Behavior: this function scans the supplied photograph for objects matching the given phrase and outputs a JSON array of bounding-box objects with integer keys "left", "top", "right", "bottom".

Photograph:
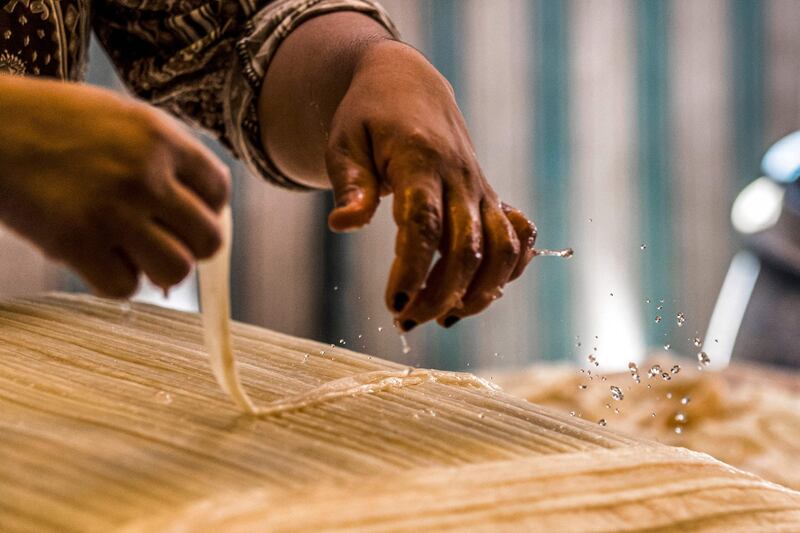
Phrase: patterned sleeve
[{"left": 92, "top": 0, "right": 399, "bottom": 190}]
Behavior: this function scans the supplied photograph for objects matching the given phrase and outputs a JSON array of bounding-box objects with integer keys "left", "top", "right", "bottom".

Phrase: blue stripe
[
  {"left": 731, "top": 0, "right": 765, "bottom": 190},
  {"left": 532, "top": 0, "right": 571, "bottom": 362},
  {"left": 421, "top": 0, "right": 468, "bottom": 370},
  {"left": 637, "top": 0, "right": 674, "bottom": 348}
]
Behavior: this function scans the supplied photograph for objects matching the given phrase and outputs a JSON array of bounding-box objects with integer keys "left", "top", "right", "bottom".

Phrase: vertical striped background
[{"left": 2, "top": 0, "right": 799, "bottom": 371}]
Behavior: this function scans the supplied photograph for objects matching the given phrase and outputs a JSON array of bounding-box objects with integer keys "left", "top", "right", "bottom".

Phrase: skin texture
[
  {"left": 261, "top": 13, "right": 537, "bottom": 330},
  {"left": 0, "top": 74, "right": 230, "bottom": 297}
]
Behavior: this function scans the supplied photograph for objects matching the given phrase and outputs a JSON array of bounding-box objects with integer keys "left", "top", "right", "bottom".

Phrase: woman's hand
[
  {"left": 0, "top": 75, "right": 230, "bottom": 298},
  {"left": 325, "top": 41, "right": 537, "bottom": 330},
  {"left": 261, "top": 13, "right": 537, "bottom": 330}
]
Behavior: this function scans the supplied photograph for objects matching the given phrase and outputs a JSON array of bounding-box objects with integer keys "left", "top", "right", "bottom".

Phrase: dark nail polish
[
  {"left": 393, "top": 292, "right": 409, "bottom": 312},
  {"left": 443, "top": 316, "right": 460, "bottom": 328},
  {"left": 401, "top": 319, "right": 417, "bottom": 332}
]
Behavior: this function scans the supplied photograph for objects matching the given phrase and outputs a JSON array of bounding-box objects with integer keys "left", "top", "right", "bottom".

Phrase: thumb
[{"left": 326, "top": 146, "right": 380, "bottom": 232}]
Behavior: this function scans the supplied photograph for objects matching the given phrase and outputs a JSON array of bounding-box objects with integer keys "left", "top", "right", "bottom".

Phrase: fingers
[
  {"left": 502, "top": 203, "right": 537, "bottom": 282},
  {"left": 155, "top": 181, "right": 222, "bottom": 260},
  {"left": 171, "top": 129, "right": 231, "bottom": 212},
  {"left": 70, "top": 247, "right": 140, "bottom": 299},
  {"left": 384, "top": 172, "right": 443, "bottom": 316},
  {"left": 436, "top": 200, "right": 520, "bottom": 327},
  {"left": 326, "top": 144, "right": 380, "bottom": 232},
  {"left": 122, "top": 220, "right": 193, "bottom": 291},
  {"left": 395, "top": 186, "right": 482, "bottom": 330}
]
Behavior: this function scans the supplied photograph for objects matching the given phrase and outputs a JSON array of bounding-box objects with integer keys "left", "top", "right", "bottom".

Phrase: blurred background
[{"left": 1, "top": 0, "right": 798, "bottom": 372}]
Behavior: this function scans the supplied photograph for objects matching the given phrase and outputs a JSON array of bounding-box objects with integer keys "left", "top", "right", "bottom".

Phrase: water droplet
[
  {"left": 648, "top": 364, "right": 662, "bottom": 378},
  {"left": 645, "top": 298, "right": 651, "bottom": 304},
  {"left": 681, "top": 396, "right": 691, "bottom": 405},
  {"left": 614, "top": 408, "right": 620, "bottom": 414},
  {"left": 655, "top": 315, "right": 662, "bottom": 323},
  {"left": 664, "top": 344, "right": 671, "bottom": 350},
  {"left": 338, "top": 339, "right": 346, "bottom": 345},
  {"left": 400, "top": 334, "right": 411, "bottom": 355},
  {"left": 610, "top": 292, "right": 614, "bottom": 296},
  {"left": 674, "top": 426, "right": 683, "bottom": 434},
  {"left": 154, "top": 391, "right": 172, "bottom": 405},
  {"left": 697, "top": 351, "right": 711, "bottom": 367},
  {"left": 412, "top": 413, "right": 420, "bottom": 420},
  {"left": 377, "top": 326, "right": 383, "bottom": 332},
  {"left": 302, "top": 353, "right": 310, "bottom": 363},
  {"left": 666, "top": 392, "right": 673, "bottom": 399},
  {"left": 676, "top": 312, "right": 686, "bottom": 327},
  {"left": 675, "top": 412, "right": 686, "bottom": 423},
  {"left": 493, "top": 352, "right": 499, "bottom": 358},
  {"left": 660, "top": 372, "right": 671, "bottom": 381},
  {"left": 670, "top": 364, "right": 681, "bottom": 374},
  {"left": 640, "top": 243, "right": 647, "bottom": 250},
  {"left": 569, "top": 410, "right": 576, "bottom": 417},
  {"left": 357, "top": 334, "right": 363, "bottom": 339},
  {"left": 587, "top": 354, "right": 599, "bottom": 366},
  {"left": 578, "top": 384, "right": 588, "bottom": 390},
  {"left": 478, "top": 412, "right": 485, "bottom": 419},
  {"left": 333, "top": 285, "right": 339, "bottom": 291},
  {"left": 651, "top": 412, "right": 657, "bottom": 418},
  {"left": 657, "top": 305, "right": 663, "bottom": 310},
  {"left": 533, "top": 247, "right": 574, "bottom": 258},
  {"left": 693, "top": 337, "right": 702, "bottom": 347},
  {"left": 610, "top": 386, "right": 624, "bottom": 401},
  {"left": 598, "top": 418, "right": 607, "bottom": 426}
]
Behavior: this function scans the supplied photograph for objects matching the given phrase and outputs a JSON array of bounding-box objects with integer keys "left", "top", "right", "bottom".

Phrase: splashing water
[
  {"left": 533, "top": 247, "right": 574, "bottom": 258},
  {"left": 676, "top": 312, "right": 686, "bottom": 327},
  {"left": 697, "top": 351, "right": 711, "bottom": 367}
]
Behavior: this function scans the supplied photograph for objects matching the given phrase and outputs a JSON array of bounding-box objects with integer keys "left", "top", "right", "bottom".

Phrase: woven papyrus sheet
[{"left": 1, "top": 294, "right": 799, "bottom": 532}]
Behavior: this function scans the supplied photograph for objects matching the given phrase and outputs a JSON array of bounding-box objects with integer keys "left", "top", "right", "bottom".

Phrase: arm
[{"left": 259, "top": 13, "right": 538, "bottom": 330}]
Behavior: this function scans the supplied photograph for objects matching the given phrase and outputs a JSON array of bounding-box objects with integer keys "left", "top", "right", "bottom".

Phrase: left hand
[{"left": 325, "top": 40, "right": 537, "bottom": 331}]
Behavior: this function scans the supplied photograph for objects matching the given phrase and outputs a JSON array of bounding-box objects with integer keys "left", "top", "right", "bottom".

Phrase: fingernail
[
  {"left": 401, "top": 319, "right": 417, "bottom": 332},
  {"left": 443, "top": 316, "right": 460, "bottom": 328},
  {"left": 393, "top": 292, "right": 409, "bottom": 312}
]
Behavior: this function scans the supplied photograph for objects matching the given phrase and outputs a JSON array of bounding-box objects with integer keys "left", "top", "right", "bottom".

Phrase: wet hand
[{"left": 325, "top": 41, "right": 537, "bottom": 330}]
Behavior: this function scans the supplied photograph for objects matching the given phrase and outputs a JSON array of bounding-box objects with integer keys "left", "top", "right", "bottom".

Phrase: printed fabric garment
[{"left": 0, "top": 0, "right": 399, "bottom": 189}]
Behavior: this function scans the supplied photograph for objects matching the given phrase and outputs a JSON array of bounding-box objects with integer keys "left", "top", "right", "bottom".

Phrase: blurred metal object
[{"left": 706, "top": 131, "right": 800, "bottom": 368}]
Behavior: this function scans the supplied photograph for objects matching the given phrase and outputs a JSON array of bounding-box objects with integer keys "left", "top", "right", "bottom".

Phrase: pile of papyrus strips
[{"left": 1, "top": 293, "right": 799, "bottom": 532}]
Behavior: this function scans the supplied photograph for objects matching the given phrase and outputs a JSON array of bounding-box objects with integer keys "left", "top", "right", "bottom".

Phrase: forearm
[{"left": 258, "top": 12, "right": 392, "bottom": 188}]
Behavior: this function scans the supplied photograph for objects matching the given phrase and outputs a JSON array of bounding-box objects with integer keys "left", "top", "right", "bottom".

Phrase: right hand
[{"left": 0, "top": 74, "right": 230, "bottom": 298}]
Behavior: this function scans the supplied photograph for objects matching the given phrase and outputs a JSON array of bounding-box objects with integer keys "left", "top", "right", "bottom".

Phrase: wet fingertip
[
  {"left": 401, "top": 319, "right": 417, "bottom": 332},
  {"left": 443, "top": 315, "right": 460, "bottom": 328},
  {"left": 393, "top": 292, "right": 409, "bottom": 312}
]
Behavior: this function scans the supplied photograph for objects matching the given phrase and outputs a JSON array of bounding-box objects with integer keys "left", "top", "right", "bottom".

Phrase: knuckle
[
  {"left": 407, "top": 195, "right": 442, "bottom": 248},
  {"left": 496, "top": 237, "right": 520, "bottom": 266},
  {"left": 403, "top": 130, "right": 446, "bottom": 167},
  {"left": 455, "top": 239, "right": 482, "bottom": 271}
]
